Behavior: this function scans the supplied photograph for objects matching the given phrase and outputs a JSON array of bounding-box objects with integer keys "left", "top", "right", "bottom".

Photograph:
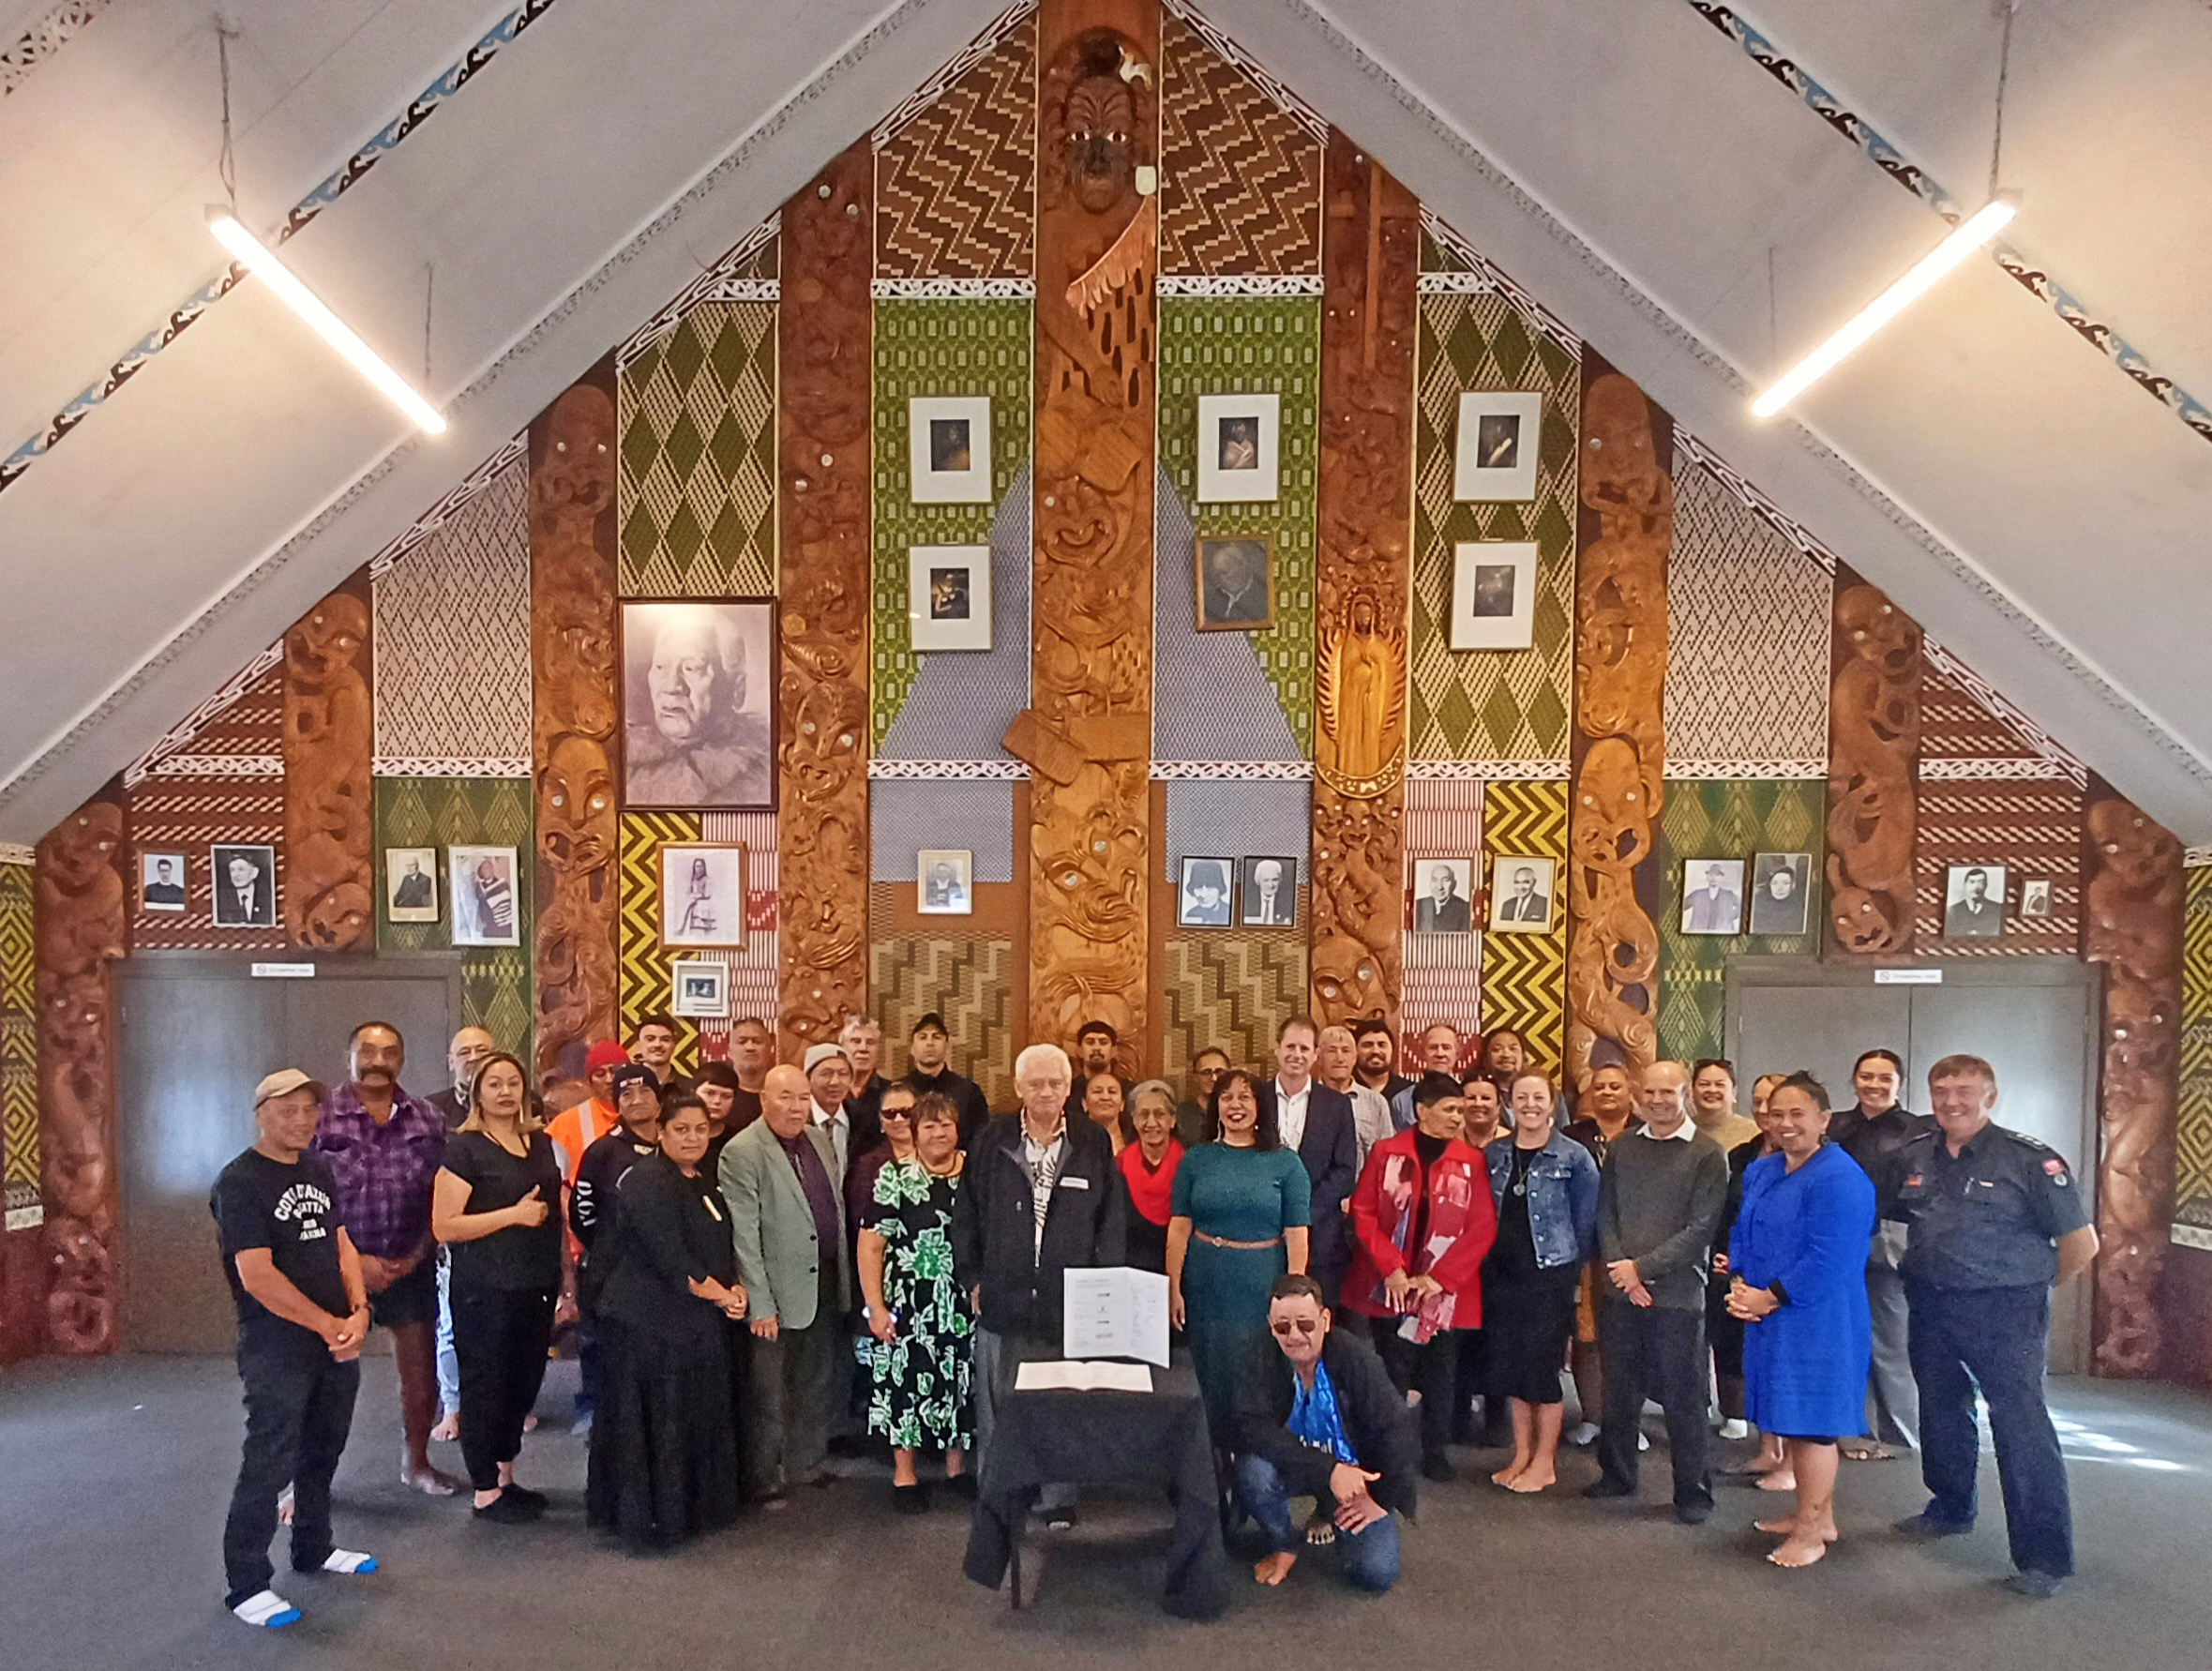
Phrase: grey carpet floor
[{"left": 3, "top": 1352, "right": 2208, "bottom": 1670}]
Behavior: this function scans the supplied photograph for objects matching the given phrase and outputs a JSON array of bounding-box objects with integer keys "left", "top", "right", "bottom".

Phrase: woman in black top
[
  {"left": 430, "top": 1052, "right": 564, "bottom": 1522},
  {"left": 586, "top": 1093, "right": 749, "bottom": 1550}
]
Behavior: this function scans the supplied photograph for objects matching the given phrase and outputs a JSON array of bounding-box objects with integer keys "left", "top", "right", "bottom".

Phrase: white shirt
[
  {"left": 810, "top": 1100, "right": 849, "bottom": 1176},
  {"left": 1641, "top": 1118, "right": 1696, "bottom": 1143},
  {"left": 1273, "top": 1076, "right": 1312, "bottom": 1152}
]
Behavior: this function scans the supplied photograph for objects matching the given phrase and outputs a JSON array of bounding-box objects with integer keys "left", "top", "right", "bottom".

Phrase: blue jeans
[
  {"left": 434, "top": 1250, "right": 459, "bottom": 1417},
  {"left": 1233, "top": 1453, "right": 1400, "bottom": 1593}
]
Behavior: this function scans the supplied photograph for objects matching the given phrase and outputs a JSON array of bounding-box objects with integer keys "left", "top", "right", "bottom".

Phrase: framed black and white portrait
[
  {"left": 1944, "top": 865, "right": 2006, "bottom": 939},
  {"left": 140, "top": 851, "right": 188, "bottom": 914},
  {"left": 1240, "top": 855, "right": 1298, "bottom": 927},
  {"left": 1449, "top": 541, "right": 1539, "bottom": 651},
  {"left": 449, "top": 846, "right": 521, "bottom": 947},
  {"left": 1196, "top": 392, "right": 1280, "bottom": 503},
  {"left": 908, "top": 545, "right": 992, "bottom": 653},
  {"left": 209, "top": 843, "right": 278, "bottom": 929},
  {"left": 918, "top": 850, "right": 973, "bottom": 916},
  {"left": 1411, "top": 857, "right": 1478, "bottom": 935},
  {"left": 670, "top": 959, "right": 730, "bottom": 1020},
  {"left": 1748, "top": 851, "right": 1813, "bottom": 936},
  {"left": 1453, "top": 390, "right": 1542, "bottom": 502},
  {"left": 384, "top": 847, "right": 440, "bottom": 925},
  {"left": 2020, "top": 878, "right": 2053, "bottom": 921},
  {"left": 1194, "top": 534, "right": 1273, "bottom": 631},
  {"left": 1178, "top": 856, "right": 1236, "bottom": 927},
  {"left": 1486, "top": 856, "right": 1555, "bottom": 933},
  {"left": 1679, "top": 858, "right": 1745, "bottom": 937},
  {"left": 661, "top": 843, "right": 748, "bottom": 948},
  {"left": 909, "top": 396, "right": 993, "bottom": 503},
  {"left": 620, "top": 598, "right": 775, "bottom": 810}
]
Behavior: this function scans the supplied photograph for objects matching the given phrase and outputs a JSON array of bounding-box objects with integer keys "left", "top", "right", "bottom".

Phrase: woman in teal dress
[{"left": 1167, "top": 1068, "right": 1313, "bottom": 1433}]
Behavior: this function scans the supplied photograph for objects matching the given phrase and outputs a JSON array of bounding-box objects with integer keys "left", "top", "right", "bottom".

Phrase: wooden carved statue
[
  {"left": 1309, "top": 133, "right": 1418, "bottom": 1030},
  {"left": 2083, "top": 792, "right": 2181, "bottom": 1376},
  {"left": 1565, "top": 371, "right": 1670, "bottom": 1087},
  {"left": 1016, "top": 0, "right": 1157, "bottom": 1074},
  {"left": 36, "top": 798, "right": 126, "bottom": 1354},
  {"left": 1825, "top": 579, "right": 1920, "bottom": 954},
  {"left": 531, "top": 378, "right": 620, "bottom": 1076},
  {"left": 775, "top": 142, "right": 872, "bottom": 1059},
  {"left": 282, "top": 587, "right": 372, "bottom": 950}
]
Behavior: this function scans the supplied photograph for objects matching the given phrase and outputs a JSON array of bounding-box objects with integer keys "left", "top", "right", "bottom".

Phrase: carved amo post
[
  {"left": 1309, "top": 134, "right": 1417, "bottom": 1031},
  {"left": 2083, "top": 788, "right": 2182, "bottom": 1377},
  {"left": 775, "top": 143, "right": 872, "bottom": 1061},
  {"left": 530, "top": 365, "right": 622, "bottom": 1079},
  {"left": 281, "top": 572, "right": 373, "bottom": 951},
  {"left": 1563, "top": 364, "right": 1671, "bottom": 1087},
  {"left": 1009, "top": 0, "right": 1157, "bottom": 1078},
  {"left": 1824, "top": 565, "right": 1920, "bottom": 956},
  {"left": 36, "top": 792, "right": 127, "bottom": 1354}
]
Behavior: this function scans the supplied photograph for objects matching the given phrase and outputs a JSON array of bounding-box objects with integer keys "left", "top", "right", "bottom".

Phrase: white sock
[
  {"left": 320, "top": 1549, "right": 377, "bottom": 1575},
  {"left": 232, "top": 1589, "right": 301, "bottom": 1629}
]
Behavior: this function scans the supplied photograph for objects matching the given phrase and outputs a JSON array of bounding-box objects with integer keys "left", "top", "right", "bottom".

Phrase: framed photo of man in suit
[
  {"left": 1411, "top": 857, "right": 1477, "bottom": 934},
  {"left": 209, "top": 843, "right": 278, "bottom": 929},
  {"left": 1486, "top": 856, "right": 1555, "bottom": 933},
  {"left": 1944, "top": 865, "right": 2006, "bottom": 939},
  {"left": 1239, "top": 856, "right": 1298, "bottom": 927},
  {"left": 917, "top": 850, "right": 973, "bottom": 916},
  {"left": 384, "top": 848, "right": 440, "bottom": 925},
  {"left": 1679, "top": 858, "right": 1745, "bottom": 936}
]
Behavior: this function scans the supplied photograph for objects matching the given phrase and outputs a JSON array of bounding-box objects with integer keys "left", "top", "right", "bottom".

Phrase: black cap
[
  {"left": 609, "top": 1062, "right": 661, "bottom": 1100},
  {"left": 911, "top": 1011, "right": 948, "bottom": 1036},
  {"left": 1077, "top": 1018, "right": 1119, "bottom": 1043}
]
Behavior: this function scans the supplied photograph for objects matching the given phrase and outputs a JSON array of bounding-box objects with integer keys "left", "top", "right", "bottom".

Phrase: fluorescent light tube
[
  {"left": 206, "top": 206, "right": 446, "bottom": 434},
  {"left": 1753, "top": 194, "right": 2019, "bottom": 419}
]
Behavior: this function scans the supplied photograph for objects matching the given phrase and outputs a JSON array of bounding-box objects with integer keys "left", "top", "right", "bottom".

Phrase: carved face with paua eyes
[
  {"left": 538, "top": 734, "right": 615, "bottom": 877},
  {"left": 1062, "top": 64, "right": 1136, "bottom": 213}
]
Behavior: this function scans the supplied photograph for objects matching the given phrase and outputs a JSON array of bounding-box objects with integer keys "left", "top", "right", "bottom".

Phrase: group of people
[{"left": 211, "top": 1009, "right": 2099, "bottom": 1627}]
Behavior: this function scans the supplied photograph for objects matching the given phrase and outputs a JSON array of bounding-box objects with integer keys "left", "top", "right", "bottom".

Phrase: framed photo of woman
[{"left": 660, "top": 843, "right": 748, "bottom": 948}]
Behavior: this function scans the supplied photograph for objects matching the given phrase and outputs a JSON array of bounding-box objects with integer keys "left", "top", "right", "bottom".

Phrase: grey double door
[{"left": 115, "top": 954, "right": 461, "bottom": 1353}]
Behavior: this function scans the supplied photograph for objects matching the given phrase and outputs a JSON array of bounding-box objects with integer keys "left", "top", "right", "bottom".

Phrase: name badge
[{"left": 1058, "top": 1175, "right": 1091, "bottom": 1191}]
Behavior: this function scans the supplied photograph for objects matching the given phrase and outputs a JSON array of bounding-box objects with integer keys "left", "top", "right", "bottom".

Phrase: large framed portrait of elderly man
[{"left": 619, "top": 599, "right": 776, "bottom": 810}]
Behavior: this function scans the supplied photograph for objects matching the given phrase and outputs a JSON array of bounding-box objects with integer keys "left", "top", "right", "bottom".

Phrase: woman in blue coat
[{"left": 1727, "top": 1071, "right": 1874, "bottom": 1570}]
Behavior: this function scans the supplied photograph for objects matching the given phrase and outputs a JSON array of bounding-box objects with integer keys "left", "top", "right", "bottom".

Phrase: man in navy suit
[{"left": 1255, "top": 1016, "right": 1360, "bottom": 1307}]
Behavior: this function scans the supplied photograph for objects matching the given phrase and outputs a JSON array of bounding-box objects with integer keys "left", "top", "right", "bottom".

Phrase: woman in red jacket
[{"left": 1344, "top": 1072, "right": 1497, "bottom": 1482}]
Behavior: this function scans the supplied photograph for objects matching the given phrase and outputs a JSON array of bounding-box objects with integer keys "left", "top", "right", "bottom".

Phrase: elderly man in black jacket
[
  {"left": 953, "top": 1042, "right": 1127, "bottom": 1523},
  {"left": 1254, "top": 1017, "right": 1360, "bottom": 1304},
  {"left": 1230, "top": 1273, "right": 1418, "bottom": 1593}
]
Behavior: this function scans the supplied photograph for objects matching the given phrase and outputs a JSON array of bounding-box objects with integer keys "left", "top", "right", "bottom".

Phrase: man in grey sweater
[{"left": 1584, "top": 1061, "right": 1730, "bottom": 1523}]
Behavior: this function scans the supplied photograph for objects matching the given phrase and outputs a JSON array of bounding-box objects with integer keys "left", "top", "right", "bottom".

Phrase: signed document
[{"left": 1061, "top": 1266, "right": 1170, "bottom": 1367}]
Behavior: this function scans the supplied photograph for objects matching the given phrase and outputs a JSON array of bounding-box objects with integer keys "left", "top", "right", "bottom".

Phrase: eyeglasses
[{"left": 1270, "top": 1317, "right": 1320, "bottom": 1337}]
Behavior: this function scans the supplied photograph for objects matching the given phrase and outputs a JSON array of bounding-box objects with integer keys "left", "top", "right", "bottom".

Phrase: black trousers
[
  {"left": 1907, "top": 1281, "right": 2073, "bottom": 1577},
  {"left": 1596, "top": 1301, "right": 1711, "bottom": 1507},
  {"left": 454, "top": 1284, "right": 556, "bottom": 1492},
  {"left": 222, "top": 1346, "right": 360, "bottom": 1605},
  {"left": 1375, "top": 1323, "right": 1462, "bottom": 1459}
]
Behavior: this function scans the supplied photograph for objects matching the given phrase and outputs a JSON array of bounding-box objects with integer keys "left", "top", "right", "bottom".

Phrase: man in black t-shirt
[{"left": 209, "top": 1069, "right": 380, "bottom": 1630}]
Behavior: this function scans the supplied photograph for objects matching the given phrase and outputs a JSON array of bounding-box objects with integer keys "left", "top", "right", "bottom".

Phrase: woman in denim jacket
[{"left": 1482, "top": 1072, "right": 1599, "bottom": 1494}]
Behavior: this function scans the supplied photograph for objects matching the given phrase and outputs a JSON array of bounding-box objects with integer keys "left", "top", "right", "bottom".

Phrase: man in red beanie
[{"left": 546, "top": 1041, "right": 627, "bottom": 1432}]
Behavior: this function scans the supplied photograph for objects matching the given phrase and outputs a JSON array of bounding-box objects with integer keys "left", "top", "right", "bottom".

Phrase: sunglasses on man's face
[{"left": 1271, "top": 1317, "right": 1320, "bottom": 1337}]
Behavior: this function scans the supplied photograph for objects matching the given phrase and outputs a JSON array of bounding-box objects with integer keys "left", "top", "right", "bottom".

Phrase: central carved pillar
[{"left": 1012, "top": 0, "right": 1159, "bottom": 1077}]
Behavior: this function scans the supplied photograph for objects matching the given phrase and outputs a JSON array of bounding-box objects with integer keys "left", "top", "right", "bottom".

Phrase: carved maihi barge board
[
  {"left": 1008, "top": 0, "right": 1159, "bottom": 1077},
  {"left": 1308, "top": 133, "right": 1417, "bottom": 1030}
]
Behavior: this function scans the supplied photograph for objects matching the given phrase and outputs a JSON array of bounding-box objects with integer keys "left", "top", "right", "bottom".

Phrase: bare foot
[
  {"left": 1503, "top": 1467, "right": 1556, "bottom": 1494},
  {"left": 401, "top": 1465, "right": 461, "bottom": 1497},
  {"left": 1769, "top": 1535, "right": 1830, "bottom": 1568},
  {"left": 1490, "top": 1461, "right": 1527, "bottom": 1487},
  {"left": 430, "top": 1412, "right": 459, "bottom": 1443},
  {"left": 522, "top": 1414, "right": 538, "bottom": 1433},
  {"left": 1755, "top": 1514, "right": 1836, "bottom": 1542},
  {"left": 1255, "top": 1552, "right": 1297, "bottom": 1587},
  {"left": 1841, "top": 1443, "right": 1894, "bottom": 1462},
  {"left": 1755, "top": 1470, "right": 1798, "bottom": 1493}
]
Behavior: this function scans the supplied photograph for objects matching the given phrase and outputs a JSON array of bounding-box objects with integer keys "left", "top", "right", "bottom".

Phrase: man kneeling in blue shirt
[{"left": 1229, "top": 1273, "right": 1419, "bottom": 1592}]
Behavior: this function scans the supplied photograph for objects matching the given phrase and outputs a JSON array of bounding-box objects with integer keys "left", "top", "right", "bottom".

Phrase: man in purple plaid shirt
[{"left": 312, "top": 1021, "right": 459, "bottom": 1495}]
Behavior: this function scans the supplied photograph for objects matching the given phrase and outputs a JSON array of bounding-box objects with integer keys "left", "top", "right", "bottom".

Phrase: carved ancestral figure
[
  {"left": 283, "top": 591, "right": 372, "bottom": 949},
  {"left": 1825, "top": 582, "right": 1920, "bottom": 953}
]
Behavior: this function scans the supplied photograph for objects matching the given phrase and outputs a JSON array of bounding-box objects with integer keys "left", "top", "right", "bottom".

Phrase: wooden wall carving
[
  {"left": 1012, "top": 0, "right": 1158, "bottom": 1076},
  {"left": 1308, "top": 133, "right": 1417, "bottom": 1031},
  {"left": 1564, "top": 365, "right": 1671, "bottom": 1086},
  {"left": 775, "top": 142, "right": 872, "bottom": 1060},
  {"left": 1824, "top": 568, "right": 1920, "bottom": 954},
  {"left": 36, "top": 792, "right": 126, "bottom": 1354},
  {"left": 530, "top": 367, "right": 622, "bottom": 1078},
  {"left": 2084, "top": 787, "right": 2182, "bottom": 1377},
  {"left": 281, "top": 574, "right": 373, "bottom": 950}
]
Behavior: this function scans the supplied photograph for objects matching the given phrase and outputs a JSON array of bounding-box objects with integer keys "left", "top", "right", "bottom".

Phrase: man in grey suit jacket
[{"left": 721, "top": 1062, "right": 850, "bottom": 1502}]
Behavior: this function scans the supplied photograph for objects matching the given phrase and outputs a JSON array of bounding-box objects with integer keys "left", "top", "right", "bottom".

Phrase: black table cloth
[{"left": 962, "top": 1349, "right": 1229, "bottom": 1619}]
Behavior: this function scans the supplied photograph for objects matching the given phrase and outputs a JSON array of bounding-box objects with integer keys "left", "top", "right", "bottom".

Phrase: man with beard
[
  {"left": 624, "top": 612, "right": 772, "bottom": 805},
  {"left": 902, "top": 1011, "right": 991, "bottom": 1149}
]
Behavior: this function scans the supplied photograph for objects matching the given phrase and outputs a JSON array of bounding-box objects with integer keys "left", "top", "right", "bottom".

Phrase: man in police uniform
[{"left": 1879, "top": 1053, "right": 2099, "bottom": 1598}]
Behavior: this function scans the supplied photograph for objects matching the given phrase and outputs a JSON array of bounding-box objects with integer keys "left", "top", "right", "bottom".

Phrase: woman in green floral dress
[{"left": 857, "top": 1091, "right": 974, "bottom": 1513}]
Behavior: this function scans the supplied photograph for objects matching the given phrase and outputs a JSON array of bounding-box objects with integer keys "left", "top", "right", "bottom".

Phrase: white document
[
  {"left": 1061, "top": 1266, "right": 1171, "bottom": 1367},
  {"left": 1015, "top": 1360, "right": 1155, "bottom": 1394}
]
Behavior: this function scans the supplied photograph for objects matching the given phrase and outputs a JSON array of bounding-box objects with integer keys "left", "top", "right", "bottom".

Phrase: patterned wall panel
[
  {"left": 1158, "top": 7, "right": 1321, "bottom": 277},
  {"left": 1920, "top": 663, "right": 2044, "bottom": 767},
  {"left": 1408, "top": 290, "right": 1579, "bottom": 767},
  {"left": 372, "top": 457, "right": 532, "bottom": 769},
  {"left": 871, "top": 936, "right": 1017, "bottom": 1111},
  {"left": 127, "top": 660, "right": 288, "bottom": 951},
  {"left": 1154, "top": 474, "right": 1302, "bottom": 761},
  {"left": 619, "top": 812, "right": 704, "bottom": 1068},
  {"left": 1161, "top": 779, "right": 1312, "bottom": 882},
  {"left": 1402, "top": 777, "right": 1484, "bottom": 1064},
  {"left": 1911, "top": 782, "right": 2084, "bottom": 957},
  {"left": 873, "top": 9, "right": 1034, "bottom": 282},
  {"left": 1, "top": 860, "right": 35, "bottom": 1223},
  {"left": 372, "top": 777, "right": 534, "bottom": 1057},
  {"left": 282, "top": 572, "right": 375, "bottom": 951},
  {"left": 871, "top": 780, "right": 1017, "bottom": 883},
  {"left": 1482, "top": 779, "right": 1568, "bottom": 1076},
  {"left": 1656, "top": 779, "right": 1826, "bottom": 1064},
  {"left": 618, "top": 301, "right": 777, "bottom": 598},
  {"left": 1665, "top": 459, "right": 1829, "bottom": 775},
  {"left": 870, "top": 299, "right": 1031, "bottom": 745},
  {"left": 1157, "top": 297, "right": 1317, "bottom": 749},
  {"left": 2177, "top": 864, "right": 2212, "bottom": 1230},
  {"left": 708, "top": 809, "right": 780, "bottom": 1042},
  {"left": 1161, "top": 931, "right": 1309, "bottom": 1078}
]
